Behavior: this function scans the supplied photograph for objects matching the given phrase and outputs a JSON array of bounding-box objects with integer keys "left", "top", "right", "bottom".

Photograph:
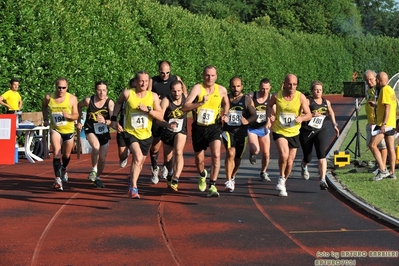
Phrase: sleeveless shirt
[
  {"left": 302, "top": 97, "right": 328, "bottom": 131},
  {"left": 193, "top": 83, "right": 222, "bottom": 126},
  {"left": 272, "top": 90, "right": 302, "bottom": 137},
  {"left": 163, "top": 94, "right": 187, "bottom": 134},
  {"left": 223, "top": 94, "right": 250, "bottom": 136},
  {"left": 48, "top": 92, "right": 75, "bottom": 134},
  {"left": 125, "top": 90, "right": 153, "bottom": 139},
  {"left": 249, "top": 91, "right": 270, "bottom": 128},
  {"left": 84, "top": 95, "right": 111, "bottom": 137}
]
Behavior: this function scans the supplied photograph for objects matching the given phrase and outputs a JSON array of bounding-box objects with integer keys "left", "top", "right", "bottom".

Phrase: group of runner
[{"left": 39, "top": 62, "right": 341, "bottom": 198}]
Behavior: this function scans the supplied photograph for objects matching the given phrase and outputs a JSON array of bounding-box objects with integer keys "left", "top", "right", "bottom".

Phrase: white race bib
[
  {"left": 307, "top": 115, "right": 326, "bottom": 129},
  {"left": 93, "top": 122, "right": 109, "bottom": 134},
  {"left": 256, "top": 110, "right": 266, "bottom": 123},
  {"left": 52, "top": 112, "right": 66, "bottom": 126},
  {"left": 227, "top": 110, "right": 242, "bottom": 126},
  {"left": 197, "top": 108, "right": 215, "bottom": 126},
  {"left": 279, "top": 112, "right": 296, "bottom": 128},
  {"left": 131, "top": 113, "right": 149, "bottom": 129},
  {"left": 168, "top": 118, "right": 183, "bottom": 132}
]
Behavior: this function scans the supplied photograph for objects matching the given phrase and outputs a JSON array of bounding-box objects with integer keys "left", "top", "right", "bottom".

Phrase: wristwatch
[
  {"left": 147, "top": 106, "right": 152, "bottom": 113},
  {"left": 382, "top": 122, "right": 386, "bottom": 126}
]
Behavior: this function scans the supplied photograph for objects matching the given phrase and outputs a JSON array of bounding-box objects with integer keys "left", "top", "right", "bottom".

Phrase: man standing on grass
[
  {"left": 369, "top": 72, "right": 397, "bottom": 181},
  {"left": 364, "top": 70, "right": 387, "bottom": 173}
]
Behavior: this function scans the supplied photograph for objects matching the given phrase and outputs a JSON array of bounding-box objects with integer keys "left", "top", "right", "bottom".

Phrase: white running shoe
[
  {"left": 151, "top": 166, "right": 160, "bottom": 184},
  {"left": 224, "top": 180, "right": 235, "bottom": 193},
  {"left": 276, "top": 177, "right": 286, "bottom": 191},
  {"left": 53, "top": 177, "right": 63, "bottom": 191},
  {"left": 279, "top": 186, "right": 288, "bottom": 197},
  {"left": 161, "top": 165, "right": 168, "bottom": 179}
]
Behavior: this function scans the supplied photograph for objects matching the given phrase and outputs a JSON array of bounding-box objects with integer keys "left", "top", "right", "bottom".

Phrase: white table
[{"left": 16, "top": 125, "right": 50, "bottom": 163}]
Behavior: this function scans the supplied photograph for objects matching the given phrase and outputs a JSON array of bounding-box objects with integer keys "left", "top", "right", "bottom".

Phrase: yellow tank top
[
  {"left": 272, "top": 90, "right": 302, "bottom": 137},
  {"left": 49, "top": 93, "right": 75, "bottom": 134},
  {"left": 193, "top": 83, "right": 222, "bottom": 126},
  {"left": 125, "top": 90, "right": 153, "bottom": 139}
]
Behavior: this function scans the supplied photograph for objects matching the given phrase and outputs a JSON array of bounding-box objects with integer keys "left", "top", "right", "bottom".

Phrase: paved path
[{"left": 0, "top": 95, "right": 398, "bottom": 266}]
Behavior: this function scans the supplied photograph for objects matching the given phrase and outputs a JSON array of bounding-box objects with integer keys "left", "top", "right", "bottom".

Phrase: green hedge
[{"left": 1, "top": 0, "right": 399, "bottom": 112}]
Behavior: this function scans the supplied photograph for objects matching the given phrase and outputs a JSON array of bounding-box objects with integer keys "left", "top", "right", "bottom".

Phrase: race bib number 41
[{"left": 131, "top": 113, "right": 149, "bottom": 129}]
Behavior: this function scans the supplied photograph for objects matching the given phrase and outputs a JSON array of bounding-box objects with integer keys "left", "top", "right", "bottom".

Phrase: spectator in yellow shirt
[{"left": 0, "top": 78, "right": 23, "bottom": 113}]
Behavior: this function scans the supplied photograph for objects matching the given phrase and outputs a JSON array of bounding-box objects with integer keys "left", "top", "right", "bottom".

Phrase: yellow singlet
[
  {"left": 125, "top": 90, "right": 153, "bottom": 140},
  {"left": 194, "top": 83, "right": 222, "bottom": 126},
  {"left": 272, "top": 90, "right": 302, "bottom": 137},
  {"left": 48, "top": 93, "right": 75, "bottom": 134}
]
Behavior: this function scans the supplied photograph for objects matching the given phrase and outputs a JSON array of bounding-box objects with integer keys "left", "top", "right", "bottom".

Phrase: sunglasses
[
  {"left": 160, "top": 71, "right": 170, "bottom": 75},
  {"left": 57, "top": 86, "right": 67, "bottom": 90}
]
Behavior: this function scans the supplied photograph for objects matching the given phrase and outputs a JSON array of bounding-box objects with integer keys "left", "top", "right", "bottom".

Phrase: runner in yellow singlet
[
  {"left": 42, "top": 78, "right": 79, "bottom": 191},
  {"left": 182, "top": 65, "right": 230, "bottom": 197},
  {"left": 266, "top": 74, "right": 312, "bottom": 197},
  {"left": 111, "top": 71, "right": 164, "bottom": 199}
]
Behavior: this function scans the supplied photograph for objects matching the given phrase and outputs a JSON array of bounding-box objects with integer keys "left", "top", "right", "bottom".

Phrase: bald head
[{"left": 376, "top": 72, "right": 389, "bottom": 87}]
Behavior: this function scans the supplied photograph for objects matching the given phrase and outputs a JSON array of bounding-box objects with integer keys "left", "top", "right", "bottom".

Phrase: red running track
[{"left": 0, "top": 95, "right": 398, "bottom": 266}]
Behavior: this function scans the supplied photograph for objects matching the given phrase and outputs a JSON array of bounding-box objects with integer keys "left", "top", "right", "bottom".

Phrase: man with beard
[
  {"left": 149, "top": 61, "right": 187, "bottom": 184},
  {"left": 222, "top": 77, "right": 257, "bottom": 192}
]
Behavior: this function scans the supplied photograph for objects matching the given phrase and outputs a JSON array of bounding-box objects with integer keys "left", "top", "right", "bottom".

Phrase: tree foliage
[{"left": 1, "top": 0, "right": 399, "bottom": 112}]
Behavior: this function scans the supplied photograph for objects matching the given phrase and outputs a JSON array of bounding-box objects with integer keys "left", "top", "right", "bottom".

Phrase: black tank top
[
  {"left": 249, "top": 91, "right": 270, "bottom": 128},
  {"left": 302, "top": 97, "right": 328, "bottom": 131},
  {"left": 223, "top": 94, "right": 250, "bottom": 136},
  {"left": 84, "top": 96, "right": 111, "bottom": 137},
  {"left": 163, "top": 94, "right": 187, "bottom": 134},
  {"left": 152, "top": 75, "right": 178, "bottom": 99}
]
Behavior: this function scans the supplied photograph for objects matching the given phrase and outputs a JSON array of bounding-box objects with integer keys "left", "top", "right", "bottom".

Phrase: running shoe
[
  {"left": 94, "top": 178, "right": 105, "bottom": 188},
  {"left": 88, "top": 170, "right": 97, "bottom": 182},
  {"left": 231, "top": 176, "right": 236, "bottom": 182},
  {"left": 275, "top": 177, "right": 286, "bottom": 191},
  {"left": 320, "top": 179, "right": 328, "bottom": 190},
  {"left": 151, "top": 166, "right": 159, "bottom": 184},
  {"left": 53, "top": 177, "right": 63, "bottom": 191},
  {"left": 301, "top": 165, "right": 310, "bottom": 180},
  {"left": 388, "top": 173, "right": 397, "bottom": 180},
  {"left": 198, "top": 169, "right": 208, "bottom": 192},
  {"left": 170, "top": 180, "right": 179, "bottom": 191},
  {"left": 61, "top": 169, "right": 68, "bottom": 183},
  {"left": 373, "top": 169, "right": 390, "bottom": 181},
  {"left": 207, "top": 185, "right": 220, "bottom": 197},
  {"left": 260, "top": 172, "right": 271, "bottom": 182},
  {"left": 279, "top": 186, "right": 288, "bottom": 197},
  {"left": 119, "top": 157, "right": 128, "bottom": 168},
  {"left": 128, "top": 187, "right": 140, "bottom": 199},
  {"left": 224, "top": 180, "right": 235, "bottom": 193},
  {"left": 249, "top": 154, "right": 256, "bottom": 165},
  {"left": 161, "top": 165, "right": 168, "bottom": 179}
]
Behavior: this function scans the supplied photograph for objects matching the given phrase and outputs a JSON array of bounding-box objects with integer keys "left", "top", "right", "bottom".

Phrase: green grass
[{"left": 332, "top": 101, "right": 399, "bottom": 219}]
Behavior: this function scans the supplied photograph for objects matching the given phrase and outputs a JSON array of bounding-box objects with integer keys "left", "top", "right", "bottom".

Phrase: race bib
[
  {"left": 168, "top": 118, "right": 183, "bottom": 132},
  {"left": 131, "top": 113, "right": 149, "bottom": 129},
  {"left": 307, "top": 115, "right": 326, "bottom": 129},
  {"left": 52, "top": 112, "right": 66, "bottom": 126},
  {"left": 93, "top": 122, "right": 109, "bottom": 134},
  {"left": 279, "top": 112, "right": 296, "bottom": 128},
  {"left": 227, "top": 110, "right": 242, "bottom": 126},
  {"left": 256, "top": 110, "right": 266, "bottom": 123},
  {"left": 197, "top": 108, "right": 215, "bottom": 126}
]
